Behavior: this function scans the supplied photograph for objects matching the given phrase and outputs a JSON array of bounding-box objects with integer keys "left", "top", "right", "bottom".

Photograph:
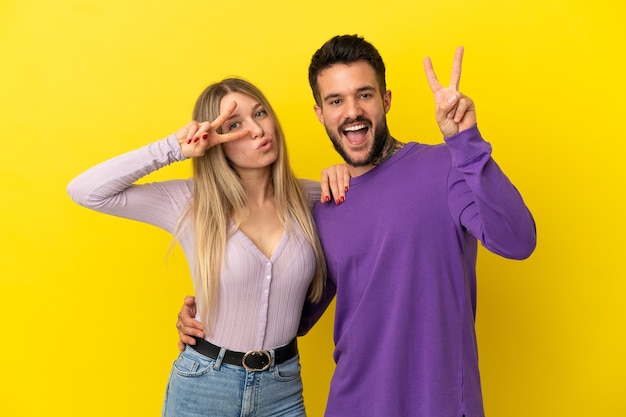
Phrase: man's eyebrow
[
  {"left": 355, "top": 86, "right": 376, "bottom": 93},
  {"left": 322, "top": 86, "right": 376, "bottom": 102},
  {"left": 322, "top": 92, "right": 341, "bottom": 102}
]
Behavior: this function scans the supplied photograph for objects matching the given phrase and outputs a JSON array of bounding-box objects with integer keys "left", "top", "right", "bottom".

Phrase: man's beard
[{"left": 325, "top": 116, "right": 389, "bottom": 167}]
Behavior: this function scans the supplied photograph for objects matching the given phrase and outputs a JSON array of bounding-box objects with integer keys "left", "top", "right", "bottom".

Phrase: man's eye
[
  {"left": 330, "top": 99, "right": 341, "bottom": 105},
  {"left": 360, "top": 93, "right": 371, "bottom": 99}
]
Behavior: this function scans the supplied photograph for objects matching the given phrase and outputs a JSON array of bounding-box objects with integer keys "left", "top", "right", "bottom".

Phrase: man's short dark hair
[{"left": 308, "top": 34, "right": 387, "bottom": 106}]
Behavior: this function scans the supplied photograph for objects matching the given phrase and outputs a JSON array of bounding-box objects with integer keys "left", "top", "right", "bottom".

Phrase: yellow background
[{"left": 1, "top": 0, "right": 624, "bottom": 416}]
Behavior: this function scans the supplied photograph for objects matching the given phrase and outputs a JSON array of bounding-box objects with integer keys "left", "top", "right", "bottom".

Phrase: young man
[{"left": 178, "top": 35, "right": 536, "bottom": 417}]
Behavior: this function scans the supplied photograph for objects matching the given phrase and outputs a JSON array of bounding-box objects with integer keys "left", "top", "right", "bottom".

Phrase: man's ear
[
  {"left": 314, "top": 104, "right": 324, "bottom": 124},
  {"left": 383, "top": 90, "right": 392, "bottom": 114}
]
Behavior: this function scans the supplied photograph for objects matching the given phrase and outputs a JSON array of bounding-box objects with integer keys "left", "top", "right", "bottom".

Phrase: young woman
[{"left": 67, "top": 78, "right": 336, "bottom": 417}]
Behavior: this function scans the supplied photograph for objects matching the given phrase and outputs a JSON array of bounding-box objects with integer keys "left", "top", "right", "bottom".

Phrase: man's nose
[{"left": 344, "top": 98, "right": 363, "bottom": 120}]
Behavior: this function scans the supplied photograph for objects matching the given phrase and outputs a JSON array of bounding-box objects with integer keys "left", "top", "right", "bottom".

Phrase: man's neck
[
  {"left": 371, "top": 136, "right": 405, "bottom": 166},
  {"left": 348, "top": 136, "right": 405, "bottom": 177}
]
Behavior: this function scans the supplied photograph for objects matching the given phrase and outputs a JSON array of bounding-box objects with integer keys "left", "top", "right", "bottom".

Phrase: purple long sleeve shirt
[{"left": 304, "top": 125, "right": 536, "bottom": 417}]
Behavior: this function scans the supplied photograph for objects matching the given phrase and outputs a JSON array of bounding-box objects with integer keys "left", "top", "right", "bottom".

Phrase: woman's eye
[
  {"left": 255, "top": 109, "right": 267, "bottom": 118},
  {"left": 229, "top": 122, "right": 240, "bottom": 130}
]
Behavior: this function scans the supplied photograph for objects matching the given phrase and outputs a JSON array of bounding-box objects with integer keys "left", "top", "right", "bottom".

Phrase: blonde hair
[{"left": 187, "top": 78, "right": 325, "bottom": 333}]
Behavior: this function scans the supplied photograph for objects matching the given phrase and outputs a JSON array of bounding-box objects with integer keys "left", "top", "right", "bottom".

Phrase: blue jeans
[{"left": 162, "top": 345, "right": 306, "bottom": 417}]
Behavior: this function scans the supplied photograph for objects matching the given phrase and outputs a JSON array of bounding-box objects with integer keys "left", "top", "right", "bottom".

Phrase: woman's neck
[{"left": 237, "top": 167, "right": 274, "bottom": 207}]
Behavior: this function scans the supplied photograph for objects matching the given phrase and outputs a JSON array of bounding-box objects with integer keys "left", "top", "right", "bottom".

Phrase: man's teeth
[{"left": 344, "top": 124, "right": 367, "bottom": 132}]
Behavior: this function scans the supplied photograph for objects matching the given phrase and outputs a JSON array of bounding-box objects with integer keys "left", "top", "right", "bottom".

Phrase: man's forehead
[{"left": 317, "top": 61, "right": 379, "bottom": 95}]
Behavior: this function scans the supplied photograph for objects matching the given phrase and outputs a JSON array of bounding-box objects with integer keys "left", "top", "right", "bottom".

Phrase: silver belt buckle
[{"left": 242, "top": 350, "right": 271, "bottom": 371}]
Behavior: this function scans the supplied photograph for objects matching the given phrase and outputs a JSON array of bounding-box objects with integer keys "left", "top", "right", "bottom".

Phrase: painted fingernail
[
  {"left": 186, "top": 138, "right": 192, "bottom": 144},
  {"left": 340, "top": 196, "right": 345, "bottom": 202},
  {"left": 325, "top": 195, "right": 330, "bottom": 202},
  {"left": 344, "top": 186, "right": 349, "bottom": 192},
  {"left": 193, "top": 136, "right": 199, "bottom": 143},
  {"left": 201, "top": 133, "right": 208, "bottom": 140}
]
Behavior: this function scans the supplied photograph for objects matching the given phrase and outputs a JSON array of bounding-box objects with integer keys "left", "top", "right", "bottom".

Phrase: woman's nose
[{"left": 248, "top": 120, "right": 264, "bottom": 139}]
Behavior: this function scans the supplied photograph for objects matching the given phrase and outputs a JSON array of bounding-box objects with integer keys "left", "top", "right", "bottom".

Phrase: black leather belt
[{"left": 190, "top": 337, "right": 298, "bottom": 371}]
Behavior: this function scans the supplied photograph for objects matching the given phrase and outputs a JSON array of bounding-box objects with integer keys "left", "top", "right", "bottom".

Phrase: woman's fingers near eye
[{"left": 194, "top": 132, "right": 209, "bottom": 143}]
